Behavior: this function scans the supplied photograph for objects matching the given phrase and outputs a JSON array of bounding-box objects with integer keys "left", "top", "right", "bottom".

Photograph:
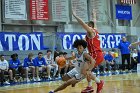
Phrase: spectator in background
[
  {"left": 44, "top": 50, "right": 58, "bottom": 79},
  {"left": 96, "top": 50, "right": 107, "bottom": 74},
  {"left": 128, "top": 41, "right": 140, "bottom": 63},
  {"left": 0, "top": 54, "right": 11, "bottom": 85},
  {"left": 34, "top": 52, "right": 48, "bottom": 81},
  {"left": 56, "top": 52, "right": 68, "bottom": 78},
  {"left": 118, "top": 36, "right": 131, "bottom": 72},
  {"left": 112, "top": 48, "right": 120, "bottom": 73},
  {"left": 23, "top": 53, "right": 36, "bottom": 82},
  {"left": 131, "top": 49, "right": 138, "bottom": 70},
  {"left": 104, "top": 50, "right": 114, "bottom": 74},
  {"left": 9, "top": 53, "right": 22, "bottom": 82}
]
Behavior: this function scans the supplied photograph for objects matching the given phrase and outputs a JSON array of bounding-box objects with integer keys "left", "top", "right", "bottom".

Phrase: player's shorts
[
  {"left": 47, "top": 64, "right": 58, "bottom": 71},
  {"left": 90, "top": 51, "right": 104, "bottom": 67},
  {"left": 38, "top": 66, "right": 46, "bottom": 71},
  {"left": 24, "top": 66, "right": 35, "bottom": 71},
  {"left": 67, "top": 68, "right": 85, "bottom": 80}
]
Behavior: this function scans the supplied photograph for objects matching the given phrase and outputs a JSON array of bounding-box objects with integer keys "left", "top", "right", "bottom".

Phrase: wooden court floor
[{"left": 0, "top": 73, "right": 140, "bottom": 93}]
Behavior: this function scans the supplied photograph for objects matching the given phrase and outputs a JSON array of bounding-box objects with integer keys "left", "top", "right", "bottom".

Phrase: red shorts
[{"left": 89, "top": 51, "right": 104, "bottom": 67}]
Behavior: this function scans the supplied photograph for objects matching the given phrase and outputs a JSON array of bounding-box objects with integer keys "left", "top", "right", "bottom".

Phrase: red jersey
[{"left": 85, "top": 29, "right": 104, "bottom": 67}]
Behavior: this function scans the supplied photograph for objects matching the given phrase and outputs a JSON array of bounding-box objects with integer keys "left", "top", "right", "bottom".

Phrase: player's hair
[
  {"left": 88, "top": 21, "right": 94, "bottom": 28},
  {"left": 11, "top": 53, "right": 18, "bottom": 58},
  {"left": 0, "top": 54, "right": 4, "bottom": 57},
  {"left": 73, "top": 39, "right": 87, "bottom": 49},
  {"left": 38, "top": 52, "right": 43, "bottom": 55},
  {"left": 47, "top": 50, "right": 52, "bottom": 53},
  {"left": 28, "top": 53, "right": 33, "bottom": 57},
  {"left": 59, "top": 52, "right": 64, "bottom": 56},
  {"left": 63, "top": 52, "right": 67, "bottom": 55}
]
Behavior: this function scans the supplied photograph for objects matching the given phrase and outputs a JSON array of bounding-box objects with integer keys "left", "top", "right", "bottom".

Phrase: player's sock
[
  {"left": 88, "top": 81, "right": 92, "bottom": 87},
  {"left": 95, "top": 77, "right": 100, "bottom": 83}
]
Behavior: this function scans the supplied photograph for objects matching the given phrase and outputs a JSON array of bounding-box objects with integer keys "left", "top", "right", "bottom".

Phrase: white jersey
[
  {"left": 75, "top": 51, "right": 86, "bottom": 73},
  {"left": 0, "top": 60, "right": 9, "bottom": 70},
  {"left": 44, "top": 55, "right": 53, "bottom": 64}
]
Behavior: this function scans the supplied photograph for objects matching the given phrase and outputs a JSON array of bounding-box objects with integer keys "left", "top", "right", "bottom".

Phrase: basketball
[{"left": 56, "top": 57, "right": 66, "bottom": 68}]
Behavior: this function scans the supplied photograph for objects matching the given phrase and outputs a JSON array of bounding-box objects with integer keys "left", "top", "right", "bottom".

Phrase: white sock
[
  {"left": 95, "top": 77, "right": 100, "bottom": 83},
  {"left": 88, "top": 81, "right": 92, "bottom": 87}
]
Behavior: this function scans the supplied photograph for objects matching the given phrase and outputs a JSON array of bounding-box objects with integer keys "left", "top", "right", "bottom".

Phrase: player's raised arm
[
  {"left": 129, "top": 41, "right": 140, "bottom": 49},
  {"left": 131, "top": 41, "right": 140, "bottom": 46},
  {"left": 72, "top": 10, "right": 95, "bottom": 36}
]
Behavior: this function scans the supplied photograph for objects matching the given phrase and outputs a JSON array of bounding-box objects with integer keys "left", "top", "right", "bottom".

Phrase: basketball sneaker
[
  {"left": 48, "top": 91, "right": 54, "bottom": 93},
  {"left": 96, "top": 80, "right": 104, "bottom": 93},
  {"left": 81, "top": 86, "right": 94, "bottom": 93}
]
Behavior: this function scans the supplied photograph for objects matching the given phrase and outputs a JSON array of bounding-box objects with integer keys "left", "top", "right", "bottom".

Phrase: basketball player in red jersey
[{"left": 72, "top": 10, "right": 104, "bottom": 93}]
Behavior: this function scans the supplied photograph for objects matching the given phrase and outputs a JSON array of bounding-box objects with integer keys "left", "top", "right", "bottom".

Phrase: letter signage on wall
[
  {"left": 0, "top": 32, "right": 43, "bottom": 51},
  {"left": 57, "top": 33, "right": 125, "bottom": 49}
]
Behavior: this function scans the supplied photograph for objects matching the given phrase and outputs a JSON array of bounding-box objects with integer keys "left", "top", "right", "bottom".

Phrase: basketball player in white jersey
[{"left": 49, "top": 39, "right": 99, "bottom": 93}]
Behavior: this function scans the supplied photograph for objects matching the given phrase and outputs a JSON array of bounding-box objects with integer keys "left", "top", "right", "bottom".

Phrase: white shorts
[
  {"left": 47, "top": 64, "right": 58, "bottom": 71},
  {"left": 67, "top": 68, "right": 85, "bottom": 80},
  {"left": 25, "top": 67, "right": 35, "bottom": 71},
  {"left": 38, "top": 66, "right": 46, "bottom": 71}
]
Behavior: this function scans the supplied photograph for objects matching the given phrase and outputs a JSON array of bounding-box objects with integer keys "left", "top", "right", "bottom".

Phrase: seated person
[
  {"left": 112, "top": 49, "right": 120, "bottom": 72},
  {"left": 104, "top": 51, "right": 116, "bottom": 73},
  {"left": 0, "top": 54, "right": 12, "bottom": 85},
  {"left": 34, "top": 52, "right": 48, "bottom": 81},
  {"left": 9, "top": 53, "right": 23, "bottom": 82},
  {"left": 44, "top": 50, "right": 58, "bottom": 79},
  {"left": 56, "top": 52, "right": 68, "bottom": 78},
  {"left": 23, "top": 53, "right": 36, "bottom": 82},
  {"left": 97, "top": 50, "right": 107, "bottom": 74},
  {"left": 131, "top": 49, "right": 138, "bottom": 70}
]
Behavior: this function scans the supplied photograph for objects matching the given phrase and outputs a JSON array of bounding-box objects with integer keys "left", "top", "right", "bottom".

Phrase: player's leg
[
  {"left": 51, "top": 64, "right": 58, "bottom": 78},
  {"left": 64, "top": 64, "right": 69, "bottom": 74},
  {"left": 81, "top": 62, "right": 95, "bottom": 93},
  {"left": 36, "top": 67, "right": 41, "bottom": 81},
  {"left": 8, "top": 69, "right": 13, "bottom": 82},
  {"left": 49, "top": 77, "right": 79, "bottom": 93},
  {"left": 46, "top": 65, "right": 52, "bottom": 79},
  {"left": 62, "top": 68, "right": 78, "bottom": 81},
  {"left": 82, "top": 59, "right": 104, "bottom": 93},
  {"left": 49, "top": 68, "right": 80, "bottom": 93},
  {"left": 30, "top": 66, "right": 36, "bottom": 81},
  {"left": 25, "top": 67, "right": 30, "bottom": 82},
  {"left": 58, "top": 67, "right": 61, "bottom": 78},
  {"left": 87, "top": 55, "right": 104, "bottom": 93},
  {"left": 89, "top": 71, "right": 104, "bottom": 93}
]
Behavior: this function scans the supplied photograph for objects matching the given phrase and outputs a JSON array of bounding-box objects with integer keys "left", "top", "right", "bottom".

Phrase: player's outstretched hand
[{"left": 128, "top": 44, "right": 132, "bottom": 49}]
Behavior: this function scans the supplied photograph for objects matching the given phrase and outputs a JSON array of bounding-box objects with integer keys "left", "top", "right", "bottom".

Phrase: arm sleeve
[
  {"left": 9, "top": 60, "right": 13, "bottom": 68},
  {"left": 33, "top": 58, "right": 38, "bottom": 67},
  {"left": 18, "top": 59, "right": 21, "bottom": 66},
  {"left": 23, "top": 58, "right": 27, "bottom": 67},
  {"left": 6, "top": 60, "right": 9, "bottom": 70},
  {"left": 43, "top": 58, "right": 47, "bottom": 65},
  {"left": 104, "top": 55, "right": 107, "bottom": 60},
  {"left": 32, "top": 59, "right": 36, "bottom": 66}
]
